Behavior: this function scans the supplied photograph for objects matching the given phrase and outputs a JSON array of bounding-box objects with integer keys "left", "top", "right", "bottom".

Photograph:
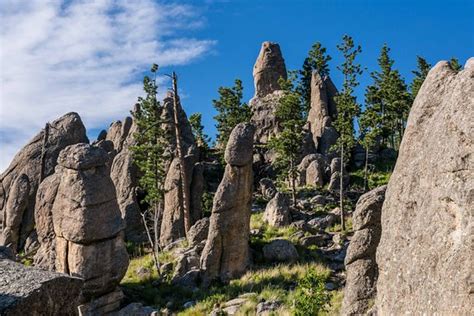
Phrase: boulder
[
  {"left": 187, "top": 217, "right": 209, "bottom": 247},
  {"left": 263, "top": 192, "right": 291, "bottom": 227},
  {"left": 342, "top": 186, "right": 386, "bottom": 315},
  {"left": 262, "top": 239, "right": 298, "bottom": 263},
  {"left": 296, "top": 153, "right": 326, "bottom": 186},
  {"left": 375, "top": 60, "right": 473, "bottom": 314},
  {"left": 0, "top": 112, "right": 88, "bottom": 253},
  {"left": 328, "top": 157, "right": 349, "bottom": 192},
  {"left": 0, "top": 258, "right": 83, "bottom": 315},
  {"left": 259, "top": 178, "right": 277, "bottom": 200},
  {"left": 200, "top": 123, "right": 255, "bottom": 284},
  {"left": 306, "top": 159, "right": 326, "bottom": 187}
]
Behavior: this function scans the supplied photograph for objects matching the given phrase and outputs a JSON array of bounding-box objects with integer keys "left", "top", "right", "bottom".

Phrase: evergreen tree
[
  {"left": 189, "top": 112, "right": 210, "bottom": 156},
  {"left": 131, "top": 64, "right": 170, "bottom": 273},
  {"left": 298, "top": 42, "right": 332, "bottom": 114},
  {"left": 410, "top": 56, "right": 431, "bottom": 99},
  {"left": 268, "top": 74, "right": 305, "bottom": 207},
  {"left": 333, "top": 35, "right": 363, "bottom": 231},
  {"left": 359, "top": 101, "right": 382, "bottom": 191},
  {"left": 213, "top": 79, "right": 251, "bottom": 152},
  {"left": 449, "top": 57, "right": 462, "bottom": 72},
  {"left": 365, "top": 44, "right": 410, "bottom": 149}
]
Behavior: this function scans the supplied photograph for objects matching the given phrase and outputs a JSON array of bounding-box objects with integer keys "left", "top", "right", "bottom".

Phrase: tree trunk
[
  {"left": 364, "top": 145, "right": 369, "bottom": 192},
  {"left": 142, "top": 208, "right": 161, "bottom": 276},
  {"left": 39, "top": 123, "right": 50, "bottom": 182},
  {"left": 340, "top": 145, "right": 345, "bottom": 231},
  {"left": 290, "top": 158, "right": 297, "bottom": 208},
  {"left": 171, "top": 72, "right": 192, "bottom": 236}
]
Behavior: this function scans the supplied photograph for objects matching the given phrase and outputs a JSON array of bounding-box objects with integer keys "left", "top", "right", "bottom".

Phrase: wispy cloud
[{"left": 0, "top": 0, "right": 216, "bottom": 172}]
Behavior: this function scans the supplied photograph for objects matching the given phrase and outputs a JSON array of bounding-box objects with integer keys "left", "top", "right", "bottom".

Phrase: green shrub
[{"left": 292, "top": 269, "right": 331, "bottom": 316}]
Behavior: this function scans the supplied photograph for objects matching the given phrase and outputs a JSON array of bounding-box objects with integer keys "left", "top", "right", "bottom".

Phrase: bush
[{"left": 292, "top": 269, "right": 331, "bottom": 316}]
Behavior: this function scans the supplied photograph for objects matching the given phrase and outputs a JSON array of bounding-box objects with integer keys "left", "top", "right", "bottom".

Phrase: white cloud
[{"left": 0, "top": 0, "right": 216, "bottom": 172}]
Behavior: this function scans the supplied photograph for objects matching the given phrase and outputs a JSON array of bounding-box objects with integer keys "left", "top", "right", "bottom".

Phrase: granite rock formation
[
  {"left": 263, "top": 192, "right": 291, "bottom": 227},
  {"left": 0, "top": 258, "right": 83, "bottom": 315},
  {"left": 48, "top": 144, "right": 129, "bottom": 310},
  {"left": 0, "top": 113, "right": 88, "bottom": 253},
  {"left": 342, "top": 185, "right": 386, "bottom": 315},
  {"left": 200, "top": 123, "right": 255, "bottom": 284},
  {"left": 375, "top": 59, "right": 474, "bottom": 314}
]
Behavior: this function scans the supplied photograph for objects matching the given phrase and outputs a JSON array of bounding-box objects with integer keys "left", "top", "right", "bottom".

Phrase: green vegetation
[
  {"left": 293, "top": 268, "right": 331, "bottom": 315},
  {"left": 189, "top": 112, "right": 210, "bottom": 156},
  {"left": 298, "top": 42, "right": 332, "bottom": 114},
  {"left": 410, "top": 56, "right": 431, "bottom": 99},
  {"left": 268, "top": 75, "right": 305, "bottom": 207},
  {"left": 213, "top": 79, "right": 252, "bottom": 153},
  {"left": 333, "top": 35, "right": 363, "bottom": 231}
]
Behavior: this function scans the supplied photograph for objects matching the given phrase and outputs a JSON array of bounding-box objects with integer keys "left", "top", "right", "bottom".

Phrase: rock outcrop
[
  {"left": 306, "top": 71, "right": 338, "bottom": 156},
  {"left": 200, "top": 123, "right": 255, "bottom": 284},
  {"left": 0, "top": 113, "right": 88, "bottom": 253},
  {"left": 250, "top": 42, "right": 287, "bottom": 145},
  {"left": 375, "top": 59, "right": 474, "bottom": 314},
  {"left": 47, "top": 144, "right": 129, "bottom": 312},
  {"left": 328, "top": 157, "right": 349, "bottom": 192},
  {"left": 159, "top": 93, "right": 202, "bottom": 247},
  {"left": 342, "top": 185, "right": 386, "bottom": 315},
  {"left": 262, "top": 239, "right": 298, "bottom": 263},
  {"left": 263, "top": 192, "right": 291, "bottom": 227},
  {"left": 259, "top": 178, "right": 277, "bottom": 200},
  {"left": 0, "top": 258, "right": 83, "bottom": 315}
]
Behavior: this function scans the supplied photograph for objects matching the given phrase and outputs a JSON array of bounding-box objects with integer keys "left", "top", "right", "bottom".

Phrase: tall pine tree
[
  {"left": 333, "top": 35, "right": 363, "bottom": 231},
  {"left": 298, "top": 42, "right": 332, "bottom": 115},
  {"left": 213, "top": 79, "right": 251, "bottom": 153},
  {"left": 410, "top": 56, "right": 431, "bottom": 99},
  {"left": 268, "top": 74, "right": 305, "bottom": 207},
  {"left": 189, "top": 112, "right": 210, "bottom": 157},
  {"left": 131, "top": 64, "right": 170, "bottom": 273}
]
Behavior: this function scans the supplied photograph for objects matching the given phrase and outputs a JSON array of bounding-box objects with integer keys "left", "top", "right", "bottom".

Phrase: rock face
[
  {"left": 0, "top": 113, "right": 88, "bottom": 253},
  {"left": 263, "top": 192, "right": 291, "bottom": 227},
  {"left": 159, "top": 94, "right": 202, "bottom": 247},
  {"left": 250, "top": 42, "right": 287, "bottom": 145},
  {"left": 200, "top": 123, "right": 255, "bottom": 284},
  {"left": 307, "top": 72, "right": 339, "bottom": 156},
  {"left": 342, "top": 185, "right": 386, "bottom": 315},
  {"left": 253, "top": 42, "right": 287, "bottom": 98},
  {"left": 49, "top": 144, "right": 129, "bottom": 306},
  {"left": 375, "top": 59, "right": 474, "bottom": 314},
  {"left": 0, "top": 258, "right": 83, "bottom": 315}
]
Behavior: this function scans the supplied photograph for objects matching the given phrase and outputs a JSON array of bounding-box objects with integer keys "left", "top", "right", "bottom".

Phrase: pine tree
[
  {"left": 189, "top": 112, "right": 210, "bottom": 156},
  {"left": 268, "top": 74, "right": 305, "bottom": 207},
  {"left": 131, "top": 64, "right": 170, "bottom": 274},
  {"left": 365, "top": 44, "right": 410, "bottom": 149},
  {"left": 410, "top": 56, "right": 431, "bottom": 99},
  {"left": 449, "top": 57, "right": 462, "bottom": 72},
  {"left": 213, "top": 79, "right": 252, "bottom": 152},
  {"left": 298, "top": 42, "right": 332, "bottom": 115},
  {"left": 333, "top": 35, "right": 363, "bottom": 231},
  {"left": 359, "top": 100, "right": 382, "bottom": 191}
]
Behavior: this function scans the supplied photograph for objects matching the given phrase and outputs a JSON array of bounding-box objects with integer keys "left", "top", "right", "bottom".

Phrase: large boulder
[
  {"left": 262, "top": 239, "right": 298, "bottom": 263},
  {"left": 0, "top": 112, "right": 88, "bottom": 253},
  {"left": 263, "top": 192, "right": 291, "bottom": 227},
  {"left": 342, "top": 185, "right": 386, "bottom": 315},
  {"left": 0, "top": 258, "right": 83, "bottom": 315},
  {"left": 328, "top": 157, "right": 349, "bottom": 192},
  {"left": 200, "top": 123, "right": 255, "bottom": 284},
  {"left": 375, "top": 59, "right": 474, "bottom": 314}
]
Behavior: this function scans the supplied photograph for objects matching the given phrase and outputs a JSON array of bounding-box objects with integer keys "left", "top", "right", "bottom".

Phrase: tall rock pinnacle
[{"left": 253, "top": 42, "right": 287, "bottom": 98}]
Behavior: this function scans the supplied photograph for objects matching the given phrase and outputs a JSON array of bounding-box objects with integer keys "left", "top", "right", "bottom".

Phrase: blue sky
[
  {"left": 167, "top": 0, "right": 473, "bottom": 140},
  {"left": 1, "top": 0, "right": 473, "bottom": 171}
]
